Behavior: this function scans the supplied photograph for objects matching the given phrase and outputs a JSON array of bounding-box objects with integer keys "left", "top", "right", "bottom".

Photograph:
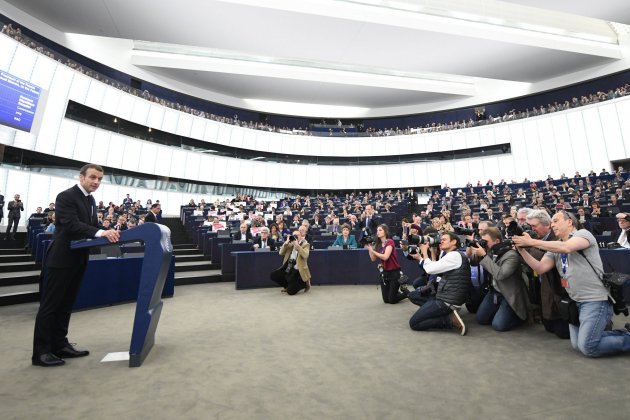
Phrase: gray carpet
[{"left": 1, "top": 283, "right": 629, "bottom": 420}]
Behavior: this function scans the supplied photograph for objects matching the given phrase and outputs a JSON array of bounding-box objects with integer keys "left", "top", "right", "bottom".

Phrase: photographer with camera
[
  {"left": 366, "top": 224, "right": 407, "bottom": 304},
  {"left": 524, "top": 210, "right": 569, "bottom": 339},
  {"left": 270, "top": 230, "right": 311, "bottom": 295},
  {"left": 6, "top": 193, "right": 24, "bottom": 240},
  {"left": 408, "top": 232, "right": 471, "bottom": 336},
  {"left": 469, "top": 227, "right": 530, "bottom": 331},
  {"left": 513, "top": 210, "right": 630, "bottom": 357}
]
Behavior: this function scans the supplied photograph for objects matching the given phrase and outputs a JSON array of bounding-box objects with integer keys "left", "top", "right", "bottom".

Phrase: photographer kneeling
[
  {"left": 408, "top": 232, "right": 470, "bottom": 336},
  {"left": 469, "top": 227, "right": 530, "bottom": 331},
  {"left": 270, "top": 230, "right": 311, "bottom": 295},
  {"left": 366, "top": 224, "right": 407, "bottom": 304}
]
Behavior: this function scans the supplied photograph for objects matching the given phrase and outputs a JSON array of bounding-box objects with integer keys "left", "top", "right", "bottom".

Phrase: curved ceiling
[{"left": 2, "top": 0, "right": 629, "bottom": 117}]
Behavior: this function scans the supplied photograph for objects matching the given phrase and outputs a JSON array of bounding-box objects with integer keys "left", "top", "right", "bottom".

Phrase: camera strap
[{"left": 575, "top": 249, "right": 614, "bottom": 303}]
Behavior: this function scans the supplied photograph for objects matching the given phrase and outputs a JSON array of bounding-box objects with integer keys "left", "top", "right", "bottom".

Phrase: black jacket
[
  {"left": 436, "top": 252, "right": 471, "bottom": 306},
  {"left": 46, "top": 185, "right": 99, "bottom": 268},
  {"left": 252, "top": 236, "right": 276, "bottom": 251},
  {"left": 144, "top": 211, "right": 158, "bottom": 223}
]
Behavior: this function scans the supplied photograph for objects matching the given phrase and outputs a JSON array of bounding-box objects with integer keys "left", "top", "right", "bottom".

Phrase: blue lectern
[{"left": 71, "top": 223, "right": 173, "bottom": 367}]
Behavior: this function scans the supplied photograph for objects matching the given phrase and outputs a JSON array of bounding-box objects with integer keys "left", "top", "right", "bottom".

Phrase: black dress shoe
[
  {"left": 54, "top": 344, "right": 89, "bottom": 358},
  {"left": 32, "top": 353, "right": 65, "bottom": 367}
]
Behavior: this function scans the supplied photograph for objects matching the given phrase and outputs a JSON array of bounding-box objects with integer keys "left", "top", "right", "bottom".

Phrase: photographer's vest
[{"left": 436, "top": 251, "right": 471, "bottom": 306}]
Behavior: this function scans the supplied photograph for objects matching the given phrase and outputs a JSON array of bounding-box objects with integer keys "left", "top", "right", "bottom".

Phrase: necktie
[{"left": 262, "top": 240, "right": 266, "bottom": 248}]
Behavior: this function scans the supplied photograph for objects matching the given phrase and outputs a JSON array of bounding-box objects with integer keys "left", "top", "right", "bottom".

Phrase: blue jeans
[
  {"left": 409, "top": 297, "right": 454, "bottom": 331},
  {"left": 570, "top": 300, "right": 630, "bottom": 357},
  {"left": 476, "top": 290, "right": 523, "bottom": 332}
]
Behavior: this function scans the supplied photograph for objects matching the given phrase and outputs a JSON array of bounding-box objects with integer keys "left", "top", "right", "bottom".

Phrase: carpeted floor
[{"left": 1, "top": 283, "right": 629, "bottom": 420}]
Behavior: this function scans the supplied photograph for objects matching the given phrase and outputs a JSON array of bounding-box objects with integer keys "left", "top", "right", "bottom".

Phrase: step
[
  {"left": 0, "top": 261, "right": 40, "bottom": 273},
  {"left": 174, "top": 261, "right": 219, "bottom": 272},
  {"left": 173, "top": 248, "right": 199, "bottom": 254},
  {"left": 174, "top": 269, "right": 224, "bottom": 286},
  {"left": 173, "top": 244, "right": 195, "bottom": 249},
  {"left": 0, "top": 254, "right": 34, "bottom": 262},
  {"left": 0, "top": 270, "right": 41, "bottom": 286},
  {"left": 0, "top": 290, "right": 39, "bottom": 306},
  {"left": 174, "top": 254, "right": 206, "bottom": 262}
]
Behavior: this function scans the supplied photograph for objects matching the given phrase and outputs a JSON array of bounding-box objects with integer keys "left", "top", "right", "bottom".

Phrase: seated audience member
[
  {"left": 232, "top": 223, "right": 252, "bottom": 242},
  {"left": 144, "top": 203, "right": 160, "bottom": 223},
  {"left": 252, "top": 227, "right": 276, "bottom": 251},
  {"left": 44, "top": 212, "right": 56, "bottom": 233},
  {"left": 269, "top": 223, "right": 282, "bottom": 242},
  {"left": 408, "top": 232, "right": 470, "bottom": 335},
  {"left": 470, "top": 228, "right": 530, "bottom": 331},
  {"left": 127, "top": 218, "right": 137, "bottom": 229},
  {"left": 43, "top": 203, "right": 55, "bottom": 213},
  {"left": 101, "top": 219, "right": 111, "bottom": 230},
  {"left": 590, "top": 201, "right": 607, "bottom": 218},
  {"left": 611, "top": 213, "right": 630, "bottom": 248},
  {"left": 270, "top": 230, "right": 311, "bottom": 295},
  {"left": 113, "top": 215, "right": 127, "bottom": 231},
  {"left": 332, "top": 223, "right": 358, "bottom": 248}
]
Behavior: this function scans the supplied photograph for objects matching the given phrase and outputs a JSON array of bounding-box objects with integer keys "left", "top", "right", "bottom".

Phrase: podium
[{"left": 71, "top": 223, "right": 173, "bottom": 367}]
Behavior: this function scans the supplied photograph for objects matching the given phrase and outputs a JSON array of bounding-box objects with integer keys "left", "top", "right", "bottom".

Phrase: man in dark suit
[
  {"left": 32, "top": 164, "right": 120, "bottom": 367},
  {"left": 232, "top": 223, "right": 252, "bottom": 242},
  {"left": 359, "top": 205, "right": 378, "bottom": 234},
  {"left": 0, "top": 192, "right": 5, "bottom": 224},
  {"left": 144, "top": 203, "right": 161, "bottom": 223},
  {"left": 6, "top": 193, "right": 24, "bottom": 240},
  {"left": 252, "top": 227, "right": 276, "bottom": 251}
]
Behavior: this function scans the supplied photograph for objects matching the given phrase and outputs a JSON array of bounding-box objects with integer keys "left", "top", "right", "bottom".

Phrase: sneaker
[
  {"left": 399, "top": 284, "right": 411, "bottom": 296},
  {"left": 451, "top": 310, "right": 467, "bottom": 336}
]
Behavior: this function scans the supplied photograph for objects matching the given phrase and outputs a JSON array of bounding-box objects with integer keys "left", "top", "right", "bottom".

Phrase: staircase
[
  {"left": 0, "top": 233, "right": 41, "bottom": 306},
  {"left": 161, "top": 217, "right": 222, "bottom": 285}
]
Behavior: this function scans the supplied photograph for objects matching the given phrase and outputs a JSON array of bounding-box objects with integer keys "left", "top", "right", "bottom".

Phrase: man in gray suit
[
  {"left": 6, "top": 193, "right": 24, "bottom": 240},
  {"left": 470, "top": 227, "right": 530, "bottom": 331}
]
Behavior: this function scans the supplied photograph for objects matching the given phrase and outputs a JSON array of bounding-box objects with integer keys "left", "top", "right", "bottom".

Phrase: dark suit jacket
[
  {"left": 232, "top": 230, "right": 253, "bottom": 242},
  {"left": 144, "top": 211, "right": 158, "bottom": 223},
  {"left": 7, "top": 200, "right": 24, "bottom": 219},
  {"left": 360, "top": 216, "right": 378, "bottom": 233},
  {"left": 252, "top": 236, "right": 276, "bottom": 251},
  {"left": 46, "top": 185, "right": 99, "bottom": 269}
]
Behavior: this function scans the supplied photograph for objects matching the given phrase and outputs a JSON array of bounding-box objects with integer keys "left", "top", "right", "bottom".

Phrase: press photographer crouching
[
  {"left": 469, "top": 227, "right": 530, "bottom": 331},
  {"left": 408, "top": 232, "right": 470, "bottom": 336},
  {"left": 513, "top": 211, "right": 630, "bottom": 357},
  {"left": 270, "top": 230, "right": 312, "bottom": 295},
  {"left": 366, "top": 224, "right": 407, "bottom": 304}
]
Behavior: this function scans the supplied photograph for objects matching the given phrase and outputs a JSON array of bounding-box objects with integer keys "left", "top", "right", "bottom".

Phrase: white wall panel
[
  {"left": 91, "top": 129, "right": 111, "bottom": 166},
  {"left": 138, "top": 142, "right": 158, "bottom": 174},
  {"left": 175, "top": 113, "right": 193, "bottom": 137},
  {"left": 600, "top": 103, "right": 626, "bottom": 161},
  {"left": 146, "top": 104, "right": 166, "bottom": 129},
  {"left": 131, "top": 98, "right": 151, "bottom": 126},
  {"left": 0, "top": 36, "right": 16, "bottom": 71},
  {"left": 217, "top": 124, "right": 231, "bottom": 146},
  {"left": 101, "top": 86, "right": 122, "bottom": 116},
  {"left": 169, "top": 149, "right": 187, "bottom": 179},
  {"left": 566, "top": 111, "right": 592, "bottom": 173},
  {"left": 522, "top": 120, "right": 541, "bottom": 178},
  {"left": 198, "top": 155, "right": 214, "bottom": 182},
  {"left": 12, "top": 130, "right": 35, "bottom": 151},
  {"left": 30, "top": 55, "right": 56, "bottom": 90},
  {"left": 84, "top": 80, "right": 106, "bottom": 110},
  {"left": 496, "top": 155, "right": 516, "bottom": 183},
  {"left": 121, "top": 138, "right": 142, "bottom": 172},
  {"left": 385, "top": 137, "right": 401, "bottom": 156},
  {"left": 305, "top": 165, "right": 319, "bottom": 189},
  {"left": 204, "top": 121, "right": 219, "bottom": 143},
  {"left": 8, "top": 44, "right": 37, "bottom": 81},
  {"left": 229, "top": 126, "right": 244, "bottom": 148},
  {"left": 615, "top": 100, "right": 630, "bottom": 159},
  {"left": 426, "top": 162, "right": 443, "bottom": 186},
  {"left": 106, "top": 134, "right": 125, "bottom": 169},
  {"left": 467, "top": 159, "right": 484, "bottom": 185},
  {"left": 256, "top": 132, "right": 270, "bottom": 152},
  {"left": 482, "top": 157, "right": 500, "bottom": 183},
  {"left": 190, "top": 116, "right": 206, "bottom": 140},
  {"left": 153, "top": 147, "right": 173, "bottom": 178},
  {"left": 160, "top": 109, "right": 178, "bottom": 133},
  {"left": 535, "top": 118, "right": 559, "bottom": 177},
  {"left": 437, "top": 133, "right": 453, "bottom": 152},
  {"left": 507, "top": 123, "right": 528, "bottom": 180},
  {"left": 464, "top": 130, "right": 481, "bottom": 149},
  {"left": 184, "top": 152, "right": 201, "bottom": 181},
  {"left": 211, "top": 156, "right": 228, "bottom": 184},
  {"left": 55, "top": 120, "right": 78, "bottom": 159},
  {"left": 549, "top": 114, "right": 575, "bottom": 176},
  {"left": 413, "top": 163, "right": 428, "bottom": 187},
  {"left": 73, "top": 124, "right": 95, "bottom": 163},
  {"left": 581, "top": 107, "right": 609, "bottom": 171},
  {"left": 115, "top": 93, "right": 135, "bottom": 121},
  {"left": 242, "top": 129, "right": 257, "bottom": 151},
  {"left": 424, "top": 136, "right": 439, "bottom": 154}
]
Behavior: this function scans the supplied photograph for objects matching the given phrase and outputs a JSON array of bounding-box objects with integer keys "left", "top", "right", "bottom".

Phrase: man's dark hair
[
  {"left": 482, "top": 227, "right": 503, "bottom": 242},
  {"left": 79, "top": 163, "right": 104, "bottom": 175},
  {"left": 151, "top": 203, "right": 160, "bottom": 209},
  {"left": 442, "top": 232, "right": 461, "bottom": 248}
]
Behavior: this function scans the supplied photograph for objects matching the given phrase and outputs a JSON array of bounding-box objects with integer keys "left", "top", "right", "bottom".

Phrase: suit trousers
[
  {"left": 381, "top": 270, "right": 406, "bottom": 304},
  {"left": 270, "top": 265, "right": 305, "bottom": 295},
  {"left": 33, "top": 264, "right": 87, "bottom": 357},
  {"left": 6, "top": 216, "right": 20, "bottom": 235}
]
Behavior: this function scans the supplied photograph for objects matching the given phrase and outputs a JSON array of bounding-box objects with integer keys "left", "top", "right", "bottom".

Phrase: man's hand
[
  {"left": 101, "top": 229, "right": 120, "bottom": 243},
  {"left": 511, "top": 232, "right": 535, "bottom": 248},
  {"left": 253, "top": 244, "right": 260, "bottom": 249},
  {"left": 470, "top": 245, "right": 486, "bottom": 258},
  {"left": 411, "top": 252, "right": 422, "bottom": 261}
]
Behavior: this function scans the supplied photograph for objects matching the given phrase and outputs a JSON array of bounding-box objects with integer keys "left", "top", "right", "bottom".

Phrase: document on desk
[{"left": 101, "top": 352, "right": 130, "bottom": 363}]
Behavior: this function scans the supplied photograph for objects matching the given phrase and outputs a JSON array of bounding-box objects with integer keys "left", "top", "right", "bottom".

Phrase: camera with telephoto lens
[
  {"left": 454, "top": 226, "right": 478, "bottom": 236},
  {"left": 407, "top": 233, "right": 441, "bottom": 247},
  {"left": 505, "top": 221, "right": 538, "bottom": 240},
  {"left": 465, "top": 238, "right": 488, "bottom": 249},
  {"left": 288, "top": 235, "right": 297, "bottom": 242}
]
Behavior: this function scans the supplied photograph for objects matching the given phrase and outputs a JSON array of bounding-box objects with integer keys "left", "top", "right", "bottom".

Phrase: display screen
[{"left": 0, "top": 71, "right": 42, "bottom": 132}]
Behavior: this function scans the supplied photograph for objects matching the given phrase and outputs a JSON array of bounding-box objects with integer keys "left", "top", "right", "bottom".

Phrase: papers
[{"left": 101, "top": 352, "right": 129, "bottom": 363}]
